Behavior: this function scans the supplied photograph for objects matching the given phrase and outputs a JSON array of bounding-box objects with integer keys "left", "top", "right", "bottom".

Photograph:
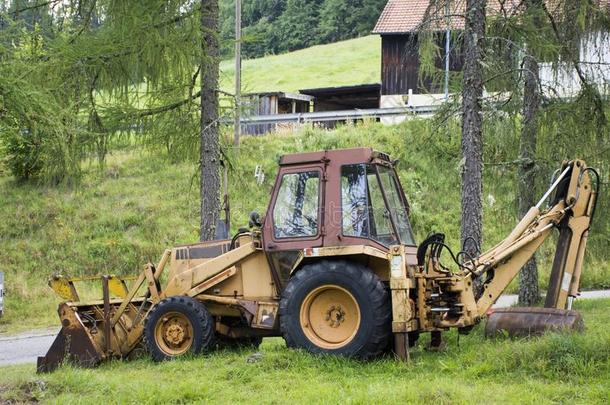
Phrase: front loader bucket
[
  {"left": 485, "top": 307, "right": 584, "bottom": 338},
  {"left": 37, "top": 303, "right": 104, "bottom": 373}
]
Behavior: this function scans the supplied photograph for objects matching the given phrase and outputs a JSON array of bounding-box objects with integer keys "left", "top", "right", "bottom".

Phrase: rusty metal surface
[
  {"left": 393, "top": 332, "right": 410, "bottom": 362},
  {"left": 485, "top": 307, "right": 584, "bottom": 338},
  {"left": 37, "top": 305, "right": 103, "bottom": 373}
]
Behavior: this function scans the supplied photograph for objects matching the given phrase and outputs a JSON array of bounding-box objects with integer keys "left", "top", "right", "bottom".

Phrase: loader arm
[
  {"left": 162, "top": 238, "right": 259, "bottom": 297},
  {"left": 472, "top": 160, "right": 598, "bottom": 316}
]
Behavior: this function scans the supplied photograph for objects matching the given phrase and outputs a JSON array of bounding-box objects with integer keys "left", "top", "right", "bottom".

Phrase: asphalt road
[
  {"left": 0, "top": 328, "right": 59, "bottom": 367},
  {"left": 1, "top": 290, "right": 609, "bottom": 367}
]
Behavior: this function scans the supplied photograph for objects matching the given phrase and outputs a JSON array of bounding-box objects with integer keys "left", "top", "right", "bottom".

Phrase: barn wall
[
  {"left": 243, "top": 95, "right": 278, "bottom": 135},
  {"left": 381, "top": 33, "right": 464, "bottom": 95},
  {"left": 381, "top": 34, "right": 422, "bottom": 95}
]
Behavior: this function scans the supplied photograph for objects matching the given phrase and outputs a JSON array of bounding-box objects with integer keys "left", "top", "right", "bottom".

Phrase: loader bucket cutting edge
[
  {"left": 485, "top": 307, "right": 584, "bottom": 338},
  {"left": 37, "top": 304, "right": 104, "bottom": 373}
]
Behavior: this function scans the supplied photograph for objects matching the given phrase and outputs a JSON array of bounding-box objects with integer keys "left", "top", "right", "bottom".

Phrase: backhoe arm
[{"left": 473, "top": 160, "right": 598, "bottom": 316}]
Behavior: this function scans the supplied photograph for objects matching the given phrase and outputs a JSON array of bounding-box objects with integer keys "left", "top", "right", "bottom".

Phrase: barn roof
[
  {"left": 373, "top": 0, "right": 610, "bottom": 34},
  {"left": 373, "top": 0, "right": 463, "bottom": 34}
]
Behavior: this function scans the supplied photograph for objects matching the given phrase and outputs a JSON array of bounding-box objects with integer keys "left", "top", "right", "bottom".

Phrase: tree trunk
[
  {"left": 200, "top": 0, "right": 220, "bottom": 241},
  {"left": 518, "top": 0, "right": 542, "bottom": 306},
  {"left": 460, "top": 0, "right": 486, "bottom": 258}
]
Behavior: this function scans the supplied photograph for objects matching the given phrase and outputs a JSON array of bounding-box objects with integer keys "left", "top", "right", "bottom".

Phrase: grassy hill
[{"left": 219, "top": 35, "right": 380, "bottom": 93}]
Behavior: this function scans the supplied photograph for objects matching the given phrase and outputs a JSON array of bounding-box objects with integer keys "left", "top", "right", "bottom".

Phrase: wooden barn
[
  {"left": 373, "top": 0, "right": 464, "bottom": 97},
  {"left": 241, "top": 92, "right": 313, "bottom": 135},
  {"left": 374, "top": 0, "right": 610, "bottom": 100},
  {"left": 299, "top": 84, "right": 381, "bottom": 112}
]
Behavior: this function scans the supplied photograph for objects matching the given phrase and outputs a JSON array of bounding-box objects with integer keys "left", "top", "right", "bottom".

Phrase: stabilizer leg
[{"left": 393, "top": 332, "right": 410, "bottom": 362}]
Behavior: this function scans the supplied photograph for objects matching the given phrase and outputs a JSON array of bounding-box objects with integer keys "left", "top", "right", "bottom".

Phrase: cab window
[
  {"left": 341, "top": 164, "right": 416, "bottom": 246},
  {"left": 341, "top": 164, "right": 397, "bottom": 245},
  {"left": 273, "top": 171, "right": 320, "bottom": 238},
  {"left": 378, "top": 166, "right": 416, "bottom": 246}
]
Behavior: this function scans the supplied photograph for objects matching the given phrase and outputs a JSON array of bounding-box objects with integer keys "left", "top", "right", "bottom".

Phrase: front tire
[
  {"left": 144, "top": 296, "right": 215, "bottom": 361},
  {"left": 279, "top": 260, "right": 391, "bottom": 358}
]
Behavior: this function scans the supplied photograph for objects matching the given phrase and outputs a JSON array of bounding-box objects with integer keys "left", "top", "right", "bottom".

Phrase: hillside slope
[
  {"left": 1, "top": 120, "right": 608, "bottom": 333},
  {"left": 219, "top": 35, "right": 380, "bottom": 93}
]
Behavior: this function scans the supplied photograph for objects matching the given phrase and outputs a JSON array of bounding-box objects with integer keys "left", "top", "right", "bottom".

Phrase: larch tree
[
  {"left": 460, "top": 0, "right": 486, "bottom": 258},
  {"left": 517, "top": 0, "right": 544, "bottom": 306},
  {"left": 417, "top": 1, "right": 609, "bottom": 301},
  {"left": 485, "top": 0, "right": 610, "bottom": 305},
  {"left": 2, "top": 1, "right": 226, "bottom": 242},
  {"left": 1, "top": 0, "right": 204, "bottom": 183},
  {"left": 200, "top": 0, "right": 221, "bottom": 241}
]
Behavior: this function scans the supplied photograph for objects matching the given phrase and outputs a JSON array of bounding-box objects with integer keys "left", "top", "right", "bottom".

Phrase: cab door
[{"left": 262, "top": 164, "right": 326, "bottom": 288}]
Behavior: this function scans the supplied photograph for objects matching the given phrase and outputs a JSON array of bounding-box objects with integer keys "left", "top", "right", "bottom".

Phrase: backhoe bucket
[
  {"left": 485, "top": 307, "right": 584, "bottom": 338},
  {"left": 37, "top": 303, "right": 105, "bottom": 372}
]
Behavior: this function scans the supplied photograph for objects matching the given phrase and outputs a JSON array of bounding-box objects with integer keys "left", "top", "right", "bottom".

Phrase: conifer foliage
[{"left": 0, "top": 0, "right": 209, "bottom": 183}]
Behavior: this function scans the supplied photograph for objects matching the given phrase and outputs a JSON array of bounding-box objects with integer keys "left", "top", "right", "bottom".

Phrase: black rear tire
[
  {"left": 279, "top": 260, "right": 391, "bottom": 358},
  {"left": 144, "top": 296, "right": 215, "bottom": 361}
]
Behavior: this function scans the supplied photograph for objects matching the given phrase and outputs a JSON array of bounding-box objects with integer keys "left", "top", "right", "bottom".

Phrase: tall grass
[{"left": 2, "top": 299, "right": 609, "bottom": 403}]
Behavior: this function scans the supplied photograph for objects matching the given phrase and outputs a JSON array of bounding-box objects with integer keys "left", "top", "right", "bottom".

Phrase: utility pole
[
  {"left": 444, "top": 0, "right": 451, "bottom": 100},
  {"left": 234, "top": 0, "right": 241, "bottom": 146}
]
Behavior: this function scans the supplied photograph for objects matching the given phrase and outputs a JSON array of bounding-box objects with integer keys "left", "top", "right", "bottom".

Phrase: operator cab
[{"left": 263, "top": 148, "right": 416, "bottom": 252}]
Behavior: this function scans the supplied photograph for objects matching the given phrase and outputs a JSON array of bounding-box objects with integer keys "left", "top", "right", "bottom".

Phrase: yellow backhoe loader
[{"left": 38, "top": 148, "right": 599, "bottom": 371}]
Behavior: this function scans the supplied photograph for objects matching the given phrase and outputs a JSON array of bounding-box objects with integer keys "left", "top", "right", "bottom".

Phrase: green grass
[
  {"left": 219, "top": 35, "right": 380, "bottom": 94},
  {"left": 1, "top": 298, "right": 609, "bottom": 404},
  {"left": 0, "top": 120, "right": 608, "bottom": 335}
]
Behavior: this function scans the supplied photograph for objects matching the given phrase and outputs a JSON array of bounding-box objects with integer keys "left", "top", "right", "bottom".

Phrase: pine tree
[
  {"left": 277, "top": 0, "right": 322, "bottom": 52},
  {"left": 318, "top": 0, "right": 352, "bottom": 43}
]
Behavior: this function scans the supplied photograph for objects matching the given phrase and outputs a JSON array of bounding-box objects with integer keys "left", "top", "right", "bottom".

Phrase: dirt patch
[{"left": 0, "top": 380, "right": 46, "bottom": 404}]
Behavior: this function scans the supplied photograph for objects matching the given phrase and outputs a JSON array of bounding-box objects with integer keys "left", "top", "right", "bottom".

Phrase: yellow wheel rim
[
  {"left": 154, "top": 311, "right": 194, "bottom": 356},
  {"left": 299, "top": 285, "right": 361, "bottom": 349}
]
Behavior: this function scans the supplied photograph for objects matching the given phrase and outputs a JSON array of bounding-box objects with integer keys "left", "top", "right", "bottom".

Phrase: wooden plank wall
[
  {"left": 243, "top": 94, "right": 278, "bottom": 135},
  {"left": 381, "top": 34, "right": 422, "bottom": 95},
  {"left": 381, "top": 33, "right": 464, "bottom": 95},
  {"left": 243, "top": 95, "right": 310, "bottom": 135}
]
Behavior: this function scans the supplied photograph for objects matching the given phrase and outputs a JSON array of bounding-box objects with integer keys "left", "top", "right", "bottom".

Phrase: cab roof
[{"left": 279, "top": 147, "right": 393, "bottom": 167}]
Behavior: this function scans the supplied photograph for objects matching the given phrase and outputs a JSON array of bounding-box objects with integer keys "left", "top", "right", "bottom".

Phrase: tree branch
[{"left": 8, "top": 0, "right": 62, "bottom": 16}]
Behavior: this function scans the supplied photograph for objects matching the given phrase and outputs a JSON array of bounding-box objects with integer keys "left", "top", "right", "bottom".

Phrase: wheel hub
[
  {"left": 300, "top": 285, "right": 361, "bottom": 349},
  {"left": 154, "top": 311, "right": 194, "bottom": 356},
  {"left": 165, "top": 323, "right": 186, "bottom": 345},
  {"left": 325, "top": 305, "right": 346, "bottom": 328}
]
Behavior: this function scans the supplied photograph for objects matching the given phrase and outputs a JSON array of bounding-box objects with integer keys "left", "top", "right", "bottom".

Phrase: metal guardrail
[{"left": 238, "top": 105, "right": 441, "bottom": 125}]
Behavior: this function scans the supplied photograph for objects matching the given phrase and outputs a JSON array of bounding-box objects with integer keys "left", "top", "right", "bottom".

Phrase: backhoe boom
[{"left": 473, "top": 159, "right": 597, "bottom": 315}]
